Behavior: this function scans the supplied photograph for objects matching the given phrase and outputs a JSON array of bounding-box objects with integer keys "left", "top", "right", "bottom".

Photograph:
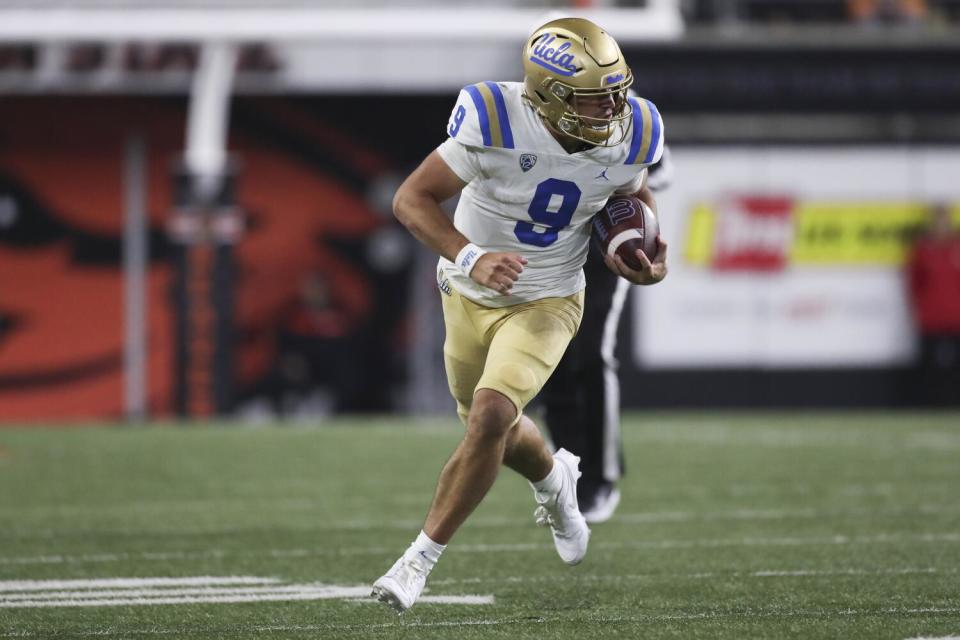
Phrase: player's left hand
[{"left": 603, "top": 236, "right": 668, "bottom": 285}]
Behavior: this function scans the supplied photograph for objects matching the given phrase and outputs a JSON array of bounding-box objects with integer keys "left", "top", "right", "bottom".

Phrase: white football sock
[
  {"left": 406, "top": 530, "right": 446, "bottom": 571},
  {"left": 531, "top": 458, "right": 562, "bottom": 496}
]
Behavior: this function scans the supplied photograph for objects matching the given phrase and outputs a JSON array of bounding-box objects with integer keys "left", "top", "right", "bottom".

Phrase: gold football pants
[{"left": 441, "top": 286, "right": 584, "bottom": 425}]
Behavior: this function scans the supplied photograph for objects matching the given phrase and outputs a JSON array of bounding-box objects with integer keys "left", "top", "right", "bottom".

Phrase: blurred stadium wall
[{"left": 0, "top": 1, "right": 958, "bottom": 422}]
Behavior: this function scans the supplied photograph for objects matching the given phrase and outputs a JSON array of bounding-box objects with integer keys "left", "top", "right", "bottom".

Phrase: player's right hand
[
  {"left": 604, "top": 236, "right": 668, "bottom": 285},
  {"left": 471, "top": 252, "right": 527, "bottom": 295}
]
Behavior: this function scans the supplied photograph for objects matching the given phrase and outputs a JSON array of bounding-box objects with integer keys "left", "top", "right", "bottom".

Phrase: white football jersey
[{"left": 436, "top": 81, "right": 665, "bottom": 307}]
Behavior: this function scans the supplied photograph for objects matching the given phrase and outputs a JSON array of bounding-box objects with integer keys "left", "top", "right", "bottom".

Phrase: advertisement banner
[{"left": 635, "top": 147, "right": 960, "bottom": 368}]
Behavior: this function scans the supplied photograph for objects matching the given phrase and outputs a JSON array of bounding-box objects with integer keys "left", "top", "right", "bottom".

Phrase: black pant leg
[
  {"left": 543, "top": 242, "right": 628, "bottom": 485},
  {"left": 918, "top": 333, "right": 960, "bottom": 407},
  {"left": 541, "top": 323, "right": 585, "bottom": 460}
]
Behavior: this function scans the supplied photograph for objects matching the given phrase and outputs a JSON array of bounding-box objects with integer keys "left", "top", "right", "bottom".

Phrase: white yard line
[
  {"left": 0, "top": 578, "right": 494, "bottom": 609},
  {"left": 1, "top": 531, "right": 958, "bottom": 566},
  {"left": 412, "top": 595, "right": 495, "bottom": 605},
  {"left": 452, "top": 532, "right": 960, "bottom": 554},
  {"left": 0, "top": 590, "right": 494, "bottom": 609},
  {"left": 430, "top": 566, "right": 947, "bottom": 586},
  {"left": 0, "top": 585, "right": 358, "bottom": 601},
  {"left": 624, "top": 424, "right": 960, "bottom": 451},
  {"left": 4, "top": 567, "right": 940, "bottom": 600},
  {"left": 1, "top": 590, "right": 366, "bottom": 608},
  {"left": 0, "top": 567, "right": 948, "bottom": 612},
  {"left": 750, "top": 568, "right": 943, "bottom": 577},
  {"left": 250, "top": 503, "right": 958, "bottom": 531},
  {"left": 4, "top": 502, "right": 958, "bottom": 540},
  {"left": 0, "top": 576, "right": 495, "bottom": 610},
  {"left": 0, "top": 577, "right": 277, "bottom": 592},
  {"left": 0, "top": 552, "right": 227, "bottom": 566},
  {"left": 616, "top": 503, "right": 960, "bottom": 524}
]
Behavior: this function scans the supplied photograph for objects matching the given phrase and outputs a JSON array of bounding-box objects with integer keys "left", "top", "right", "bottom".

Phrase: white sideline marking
[
  {"left": 0, "top": 576, "right": 494, "bottom": 610},
  {"left": 905, "top": 636, "right": 960, "bottom": 640},
  {"left": 0, "top": 576, "right": 277, "bottom": 593},
  {"left": 1, "top": 531, "right": 958, "bottom": 566}
]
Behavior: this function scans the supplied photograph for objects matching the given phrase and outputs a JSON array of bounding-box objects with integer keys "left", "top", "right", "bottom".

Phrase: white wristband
[{"left": 455, "top": 242, "right": 487, "bottom": 277}]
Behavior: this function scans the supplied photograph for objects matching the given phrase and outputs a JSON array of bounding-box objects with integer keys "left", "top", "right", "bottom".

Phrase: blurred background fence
[{"left": 1, "top": 0, "right": 959, "bottom": 422}]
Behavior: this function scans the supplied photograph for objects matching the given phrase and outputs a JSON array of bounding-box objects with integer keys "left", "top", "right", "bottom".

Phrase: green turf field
[{"left": 0, "top": 412, "right": 958, "bottom": 639}]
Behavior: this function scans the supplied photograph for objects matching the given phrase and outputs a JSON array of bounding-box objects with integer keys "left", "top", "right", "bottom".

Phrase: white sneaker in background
[
  {"left": 580, "top": 483, "right": 621, "bottom": 524},
  {"left": 533, "top": 448, "right": 590, "bottom": 565},
  {"left": 371, "top": 554, "right": 429, "bottom": 613}
]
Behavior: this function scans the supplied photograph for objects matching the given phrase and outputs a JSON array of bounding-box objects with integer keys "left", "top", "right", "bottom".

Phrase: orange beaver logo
[{"left": 0, "top": 97, "right": 395, "bottom": 422}]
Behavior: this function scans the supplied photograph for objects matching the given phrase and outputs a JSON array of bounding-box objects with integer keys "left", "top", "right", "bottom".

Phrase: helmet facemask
[{"left": 550, "top": 75, "right": 634, "bottom": 147}]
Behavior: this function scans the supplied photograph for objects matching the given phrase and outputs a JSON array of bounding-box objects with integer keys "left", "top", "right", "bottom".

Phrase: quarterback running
[{"left": 372, "top": 17, "right": 668, "bottom": 613}]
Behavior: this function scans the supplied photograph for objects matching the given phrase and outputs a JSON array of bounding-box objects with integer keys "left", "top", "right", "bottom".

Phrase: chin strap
[{"left": 539, "top": 115, "right": 594, "bottom": 154}]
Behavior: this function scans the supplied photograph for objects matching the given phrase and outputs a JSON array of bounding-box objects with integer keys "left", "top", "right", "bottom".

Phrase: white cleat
[
  {"left": 371, "top": 554, "right": 429, "bottom": 614},
  {"left": 533, "top": 448, "right": 591, "bottom": 565}
]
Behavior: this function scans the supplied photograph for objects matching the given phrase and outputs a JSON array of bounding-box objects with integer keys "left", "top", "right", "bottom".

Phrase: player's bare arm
[
  {"left": 603, "top": 185, "right": 668, "bottom": 285},
  {"left": 392, "top": 150, "right": 527, "bottom": 295},
  {"left": 392, "top": 150, "right": 469, "bottom": 259}
]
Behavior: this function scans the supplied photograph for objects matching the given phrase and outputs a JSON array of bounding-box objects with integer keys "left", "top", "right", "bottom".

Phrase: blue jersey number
[
  {"left": 448, "top": 105, "right": 466, "bottom": 137},
  {"left": 514, "top": 178, "right": 581, "bottom": 247}
]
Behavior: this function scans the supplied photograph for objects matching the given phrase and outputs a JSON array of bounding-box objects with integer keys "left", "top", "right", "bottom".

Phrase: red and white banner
[{"left": 634, "top": 147, "right": 960, "bottom": 368}]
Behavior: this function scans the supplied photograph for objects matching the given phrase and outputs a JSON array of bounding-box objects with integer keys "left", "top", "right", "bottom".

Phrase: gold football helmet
[{"left": 522, "top": 17, "right": 634, "bottom": 147}]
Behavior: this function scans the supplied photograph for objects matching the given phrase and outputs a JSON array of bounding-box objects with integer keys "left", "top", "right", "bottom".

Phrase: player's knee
[{"left": 466, "top": 389, "right": 517, "bottom": 441}]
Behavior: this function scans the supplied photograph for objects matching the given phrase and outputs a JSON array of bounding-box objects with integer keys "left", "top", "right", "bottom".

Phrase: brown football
[{"left": 591, "top": 195, "right": 659, "bottom": 271}]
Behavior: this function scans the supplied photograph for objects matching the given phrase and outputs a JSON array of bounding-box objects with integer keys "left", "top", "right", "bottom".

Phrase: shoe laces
[{"left": 535, "top": 504, "right": 573, "bottom": 538}]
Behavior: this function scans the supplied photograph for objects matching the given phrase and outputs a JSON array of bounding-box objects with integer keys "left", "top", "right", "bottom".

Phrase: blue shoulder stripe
[
  {"left": 625, "top": 97, "right": 663, "bottom": 166},
  {"left": 464, "top": 84, "right": 492, "bottom": 147},
  {"left": 642, "top": 100, "right": 663, "bottom": 165},
  {"left": 625, "top": 98, "right": 644, "bottom": 165},
  {"left": 484, "top": 81, "right": 515, "bottom": 149}
]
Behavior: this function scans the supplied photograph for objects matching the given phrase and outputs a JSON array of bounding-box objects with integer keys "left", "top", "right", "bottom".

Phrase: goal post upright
[{"left": 169, "top": 42, "right": 241, "bottom": 418}]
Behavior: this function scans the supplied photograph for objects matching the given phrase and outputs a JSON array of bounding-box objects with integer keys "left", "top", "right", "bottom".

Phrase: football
[{"left": 591, "top": 195, "right": 660, "bottom": 271}]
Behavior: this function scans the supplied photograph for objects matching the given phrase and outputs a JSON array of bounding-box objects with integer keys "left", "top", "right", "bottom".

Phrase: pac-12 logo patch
[{"left": 519, "top": 153, "right": 537, "bottom": 172}]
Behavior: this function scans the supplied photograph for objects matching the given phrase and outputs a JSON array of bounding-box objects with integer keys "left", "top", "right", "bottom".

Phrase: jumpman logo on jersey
[{"left": 594, "top": 168, "right": 610, "bottom": 181}]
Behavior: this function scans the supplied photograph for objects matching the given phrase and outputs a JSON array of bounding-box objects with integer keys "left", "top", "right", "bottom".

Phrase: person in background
[
  {"left": 906, "top": 202, "right": 960, "bottom": 407},
  {"left": 542, "top": 146, "right": 673, "bottom": 524},
  {"left": 263, "top": 272, "right": 361, "bottom": 416}
]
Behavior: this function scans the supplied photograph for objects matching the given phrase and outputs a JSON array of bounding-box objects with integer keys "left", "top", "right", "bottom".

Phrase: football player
[{"left": 372, "top": 17, "right": 667, "bottom": 613}]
